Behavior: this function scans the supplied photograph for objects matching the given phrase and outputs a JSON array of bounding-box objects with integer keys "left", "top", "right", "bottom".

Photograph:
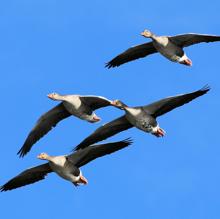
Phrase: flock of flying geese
[{"left": 1, "top": 29, "right": 220, "bottom": 192}]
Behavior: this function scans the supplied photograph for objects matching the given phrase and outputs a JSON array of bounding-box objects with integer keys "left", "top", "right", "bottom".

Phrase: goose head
[
  {"left": 141, "top": 29, "right": 154, "bottom": 38},
  {"left": 47, "top": 92, "right": 62, "bottom": 100},
  {"left": 37, "top": 152, "right": 51, "bottom": 161},
  {"left": 111, "top": 100, "right": 127, "bottom": 110}
]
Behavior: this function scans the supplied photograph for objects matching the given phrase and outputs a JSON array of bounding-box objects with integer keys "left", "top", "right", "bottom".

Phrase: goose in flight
[
  {"left": 1, "top": 139, "right": 132, "bottom": 191},
  {"left": 74, "top": 86, "right": 210, "bottom": 150},
  {"left": 17, "top": 93, "right": 112, "bottom": 157},
  {"left": 106, "top": 30, "right": 220, "bottom": 68}
]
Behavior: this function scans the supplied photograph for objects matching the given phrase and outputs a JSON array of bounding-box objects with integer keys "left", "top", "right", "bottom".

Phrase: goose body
[
  {"left": 60, "top": 95, "right": 88, "bottom": 120},
  {"left": 106, "top": 30, "right": 220, "bottom": 68},
  {"left": 17, "top": 93, "right": 113, "bottom": 157},
  {"left": 47, "top": 93, "right": 111, "bottom": 123},
  {"left": 1, "top": 139, "right": 132, "bottom": 191},
  {"left": 74, "top": 86, "right": 210, "bottom": 150},
  {"left": 44, "top": 155, "right": 86, "bottom": 185},
  {"left": 151, "top": 36, "right": 189, "bottom": 64},
  {"left": 125, "top": 107, "right": 159, "bottom": 134}
]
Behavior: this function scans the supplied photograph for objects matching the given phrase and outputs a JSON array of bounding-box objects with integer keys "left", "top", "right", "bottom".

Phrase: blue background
[{"left": 1, "top": 1, "right": 220, "bottom": 218}]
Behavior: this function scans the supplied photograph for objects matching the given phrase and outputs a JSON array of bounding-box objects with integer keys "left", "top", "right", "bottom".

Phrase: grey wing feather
[
  {"left": 17, "top": 103, "right": 71, "bottom": 157},
  {"left": 68, "top": 138, "right": 133, "bottom": 167},
  {"left": 0, "top": 163, "right": 52, "bottom": 191},
  {"left": 170, "top": 34, "right": 220, "bottom": 48},
  {"left": 143, "top": 85, "right": 210, "bottom": 118},
  {"left": 105, "top": 42, "right": 157, "bottom": 68},
  {"left": 79, "top": 96, "right": 112, "bottom": 111},
  {"left": 74, "top": 116, "right": 133, "bottom": 150}
]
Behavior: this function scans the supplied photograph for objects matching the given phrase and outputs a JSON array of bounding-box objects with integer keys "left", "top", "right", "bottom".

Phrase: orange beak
[
  {"left": 47, "top": 94, "right": 54, "bottom": 99},
  {"left": 140, "top": 31, "right": 145, "bottom": 36}
]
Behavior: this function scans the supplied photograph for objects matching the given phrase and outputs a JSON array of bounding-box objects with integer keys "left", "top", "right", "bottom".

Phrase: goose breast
[
  {"left": 125, "top": 108, "right": 157, "bottom": 132},
  {"left": 153, "top": 37, "right": 184, "bottom": 62},
  {"left": 49, "top": 156, "right": 81, "bottom": 182},
  {"left": 63, "top": 95, "right": 98, "bottom": 121},
  {"left": 62, "top": 95, "right": 82, "bottom": 114}
]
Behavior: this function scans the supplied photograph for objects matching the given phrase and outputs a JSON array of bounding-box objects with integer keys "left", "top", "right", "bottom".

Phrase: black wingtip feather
[
  {"left": 200, "top": 84, "right": 211, "bottom": 92},
  {"left": 105, "top": 62, "right": 111, "bottom": 68},
  {"left": 17, "top": 145, "right": 28, "bottom": 158},
  {"left": 105, "top": 62, "right": 115, "bottom": 69},
  {"left": 105, "top": 58, "right": 122, "bottom": 68},
  {"left": 73, "top": 145, "right": 80, "bottom": 152},
  {"left": 0, "top": 184, "right": 13, "bottom": 192},
  {"left": 0, "top": 186, "right": 6, "bottom": 192},
  {"left": 121, "top": 137, "right": 133, "bottom": 146},
  {"left": 73, "top": 138, "right": 133, "bottom": 152},
  {"left": 0, "top": 185, "right": 12, "bottom": 192},
  {"left": 17, "top": 150, "right": 24, "bottom": 158}
]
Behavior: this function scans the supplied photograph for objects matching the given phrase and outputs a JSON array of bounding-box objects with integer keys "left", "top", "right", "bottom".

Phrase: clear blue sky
[{"left": 1, "top": 0, "right": 220, "bottom": 218}]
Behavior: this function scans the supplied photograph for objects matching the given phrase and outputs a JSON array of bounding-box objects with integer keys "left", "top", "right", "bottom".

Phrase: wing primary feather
[
  {"left": 17, "top": 103, "right": 70, "bottom": 157},
  {"left": 143, "top": 85, "right": 210, "bottom": 118},
  {"left": 0, "top": 163, "right": 51, "bottom": 191},
  {"left": 105, "top": 42, "right": 157, "bottom": 68},
  {"left": 73, "top": 138, "right": 133, "bottom": 167},
  {"left": 73, "top": 116, "right": 132, "bottom": 151}
]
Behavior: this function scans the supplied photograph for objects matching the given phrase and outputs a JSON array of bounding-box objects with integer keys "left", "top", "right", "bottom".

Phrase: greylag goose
[
  {"left": 74, "top": 86, "right": 210, "bottom": 150},
  {"left": 1, "top": 139, "right": 132, "bottom": 191},
  {"left": 106, "top": 30, "right": 220, "bottom": 68},
  {"left": 17, "top": 93, "right": 112, "bottom": 157}
]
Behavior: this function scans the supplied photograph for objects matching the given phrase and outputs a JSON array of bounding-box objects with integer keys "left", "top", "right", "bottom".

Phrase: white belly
[
  {"left": 53, "top": 168, "right": 80, "bottom": 182},
  {"left": 49, "top": 157, "right": 80, "bottom": 183},
  {"left": 63, "top": 96, "right": 96, "bottom": 122},
  {"left": 153, "top": 40, "right": 182, "bottom": 62},
  {"left": 63, "top": 96, "right": 82, "bottom": 114}
]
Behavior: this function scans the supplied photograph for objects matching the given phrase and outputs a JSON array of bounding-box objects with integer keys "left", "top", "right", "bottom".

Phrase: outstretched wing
[
  {"left": 170, "top": 33, "right": 220, "bottom": 48},
  {"left": 79, "top": 96, "right": 112, "bottom": 111},
  {"left": 0, "top": 163, "right": 52, "bottom": 191},
  {"left": 74, "top": 116, "right": 133, "bottom": 150},
  {"left": 143, "top": 85, "right": 210, "bottom": 118},
  {"left": 18, "top": 103, "right": 71, "bottom": 157},
  {"left": 68, "top": 138, "right": 133, "bottom": 167},
  {"left": 105, "top": 42, "right": 157, "bottom": 68}
]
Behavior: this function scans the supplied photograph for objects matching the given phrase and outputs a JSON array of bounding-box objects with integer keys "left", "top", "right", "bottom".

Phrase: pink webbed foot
[
  {"left": 153, "top": 127, "right": 166, "bottom": 137},
  {"left": 79, "top": 175, "right": 88, "bottom": 185},
  {"left": 179, "top": 58, "right": 192, "bottom": 66},
  {"left": 92, "top": 115, "right": 101, "bottom": 122}
]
